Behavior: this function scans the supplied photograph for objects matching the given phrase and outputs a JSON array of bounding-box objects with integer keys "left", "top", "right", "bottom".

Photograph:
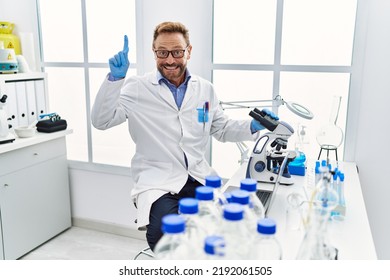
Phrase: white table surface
[
  {"left": 222, "top": 160, "right": 377, "bottom": 260},
  {"left": 0, "top": 129, "right": 73, "bottom": 154}
]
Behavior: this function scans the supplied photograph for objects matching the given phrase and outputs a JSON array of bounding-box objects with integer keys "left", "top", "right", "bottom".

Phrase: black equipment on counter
[{"left": 36, "top": 119, "right": 67, "bottom": 133}]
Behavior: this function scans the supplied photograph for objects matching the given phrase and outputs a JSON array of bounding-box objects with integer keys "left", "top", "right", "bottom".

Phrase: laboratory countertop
[
  {"left": 222, "top": 160, "right": 377, "bottom": 260},
  {"left": 0, "top": 129, "right": 73, "bottom": 154}
]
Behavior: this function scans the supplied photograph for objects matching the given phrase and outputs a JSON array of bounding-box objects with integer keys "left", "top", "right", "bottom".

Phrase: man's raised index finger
[{"left": 123, "top": 35, "right": 129, "bottom": 53}]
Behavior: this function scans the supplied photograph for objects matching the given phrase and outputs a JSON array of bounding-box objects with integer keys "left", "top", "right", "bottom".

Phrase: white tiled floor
[{"left": 20, "top": 227, "right": 154, "bottom": 260}]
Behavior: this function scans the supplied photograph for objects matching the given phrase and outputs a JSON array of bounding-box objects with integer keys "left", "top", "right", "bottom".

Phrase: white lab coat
[{"left": 91, "top": 70, "right": 259, "bottom": 228}]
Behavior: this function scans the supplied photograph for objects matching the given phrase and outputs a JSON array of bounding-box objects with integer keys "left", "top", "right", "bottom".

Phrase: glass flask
[{"left": 296, "top": 168, "right": 339, "bottom": 260}]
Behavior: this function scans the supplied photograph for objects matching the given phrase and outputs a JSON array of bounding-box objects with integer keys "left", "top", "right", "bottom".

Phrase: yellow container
[{"left": 0, "top": 22, "right": 21, "bottom": 55}]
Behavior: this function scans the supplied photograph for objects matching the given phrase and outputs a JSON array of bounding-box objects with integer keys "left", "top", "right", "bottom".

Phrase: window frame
[
  {"left": 36, "top": 0, "right": 358, "bottom": 176},
  {"left": 210, "top": 0, "right": 357, "bottom": 170},
  {"left": 37, "top": 0, "right": 142, "bottom": 175}
]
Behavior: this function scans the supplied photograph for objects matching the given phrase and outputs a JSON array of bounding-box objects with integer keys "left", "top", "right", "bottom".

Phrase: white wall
[
  {"left": 139, "top": 0, "right": 213, "bottom": 80},
  {"left": 347, "top": 0, "right": 390, "bottom": 259},
  {"left": 2, "top": 0, "right": 390, "bottom": 259}
]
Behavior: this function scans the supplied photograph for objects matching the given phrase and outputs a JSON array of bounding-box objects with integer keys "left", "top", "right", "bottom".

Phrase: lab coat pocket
[
  {"left": 135, "top": 159, "right": 173, "bottom": 186},
  {"left": 194, "top": 102, "right": 212, "bottom": 136}
]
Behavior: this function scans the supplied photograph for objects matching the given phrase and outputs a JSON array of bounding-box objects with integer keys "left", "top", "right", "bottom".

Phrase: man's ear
[{"left": 186, "top": 45, "right": 193, "bottom": 59}]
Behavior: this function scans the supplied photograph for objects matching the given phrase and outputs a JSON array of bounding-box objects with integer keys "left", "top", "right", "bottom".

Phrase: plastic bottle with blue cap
[
  {"left": 230, "top": 189, "right": 259, "bottom": 233},
  {"left": 205, "top": 175, "right": 228, "bottom": 209},
  {"left": 314, "top": 160, "right": 321, "bottom": 185},
  {"left": 178, "top": 197, "right": 207, "bottom": 258},
  {"left": 218, "top": 203, "right": 251, "bottom": 259},
  {"left": 204, "top": 235, "right": 226, "bottom": 259},
  {"left": 154, "top": 214, "right": 189, "bottom": 259},
  {"left": 239, "top": 178, "right": 265, "bottom": 220},
  {"left": 332, "top": 171, "right": 346, "bottom": 220},
  {"left": 195, "top": 186, "right": 222, "bottom": 235},
  {"left": 250, "top": 218, "right": 282, "bottom": 260}
]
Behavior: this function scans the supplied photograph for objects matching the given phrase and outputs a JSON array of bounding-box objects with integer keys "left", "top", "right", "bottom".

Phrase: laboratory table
[{"left": 221, "top": 160, "right": 377, "bottom": 260}]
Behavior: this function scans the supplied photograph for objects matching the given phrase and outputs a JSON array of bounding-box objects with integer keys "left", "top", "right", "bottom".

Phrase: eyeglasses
[{"left": 154, "top": 47, "right": 187, "bottom": 59}]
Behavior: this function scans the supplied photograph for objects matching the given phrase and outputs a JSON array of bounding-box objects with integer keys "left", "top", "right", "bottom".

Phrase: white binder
[
  {"left": 15, "top": 82, "right": 29, "bottom": 127},
  {"left": 35, "top": 79, "right": 47, "bottom": 117},
  {"left": 25, "top": 81, "right": 38, "bottom": 125}
]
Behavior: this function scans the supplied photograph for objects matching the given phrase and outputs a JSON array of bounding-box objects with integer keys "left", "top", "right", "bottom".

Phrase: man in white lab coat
[{"left": 91, "top": 22, "right": 276, "bottom": 251}]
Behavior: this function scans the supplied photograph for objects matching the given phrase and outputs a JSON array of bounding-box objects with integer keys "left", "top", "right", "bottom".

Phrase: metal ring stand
[{"left": 317, "top": 144, "right": 339, "bottom": 163}]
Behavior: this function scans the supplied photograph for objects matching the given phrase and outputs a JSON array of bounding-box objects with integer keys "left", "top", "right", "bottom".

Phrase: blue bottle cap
[
  {"left": 161, "top": 214, "right": 185, "bottom": 234},
  {"left": 231, "top": 190, "right": 250, "bottom": 205},
  {"left": 257, "top": 218, "right": 277, "bottom": 235},
  {"left": 223, "top": 203, "right": 244, "bottom": 221},
  {"left": 196, "top": 186, "right": 214, "bottom": 201},
  {"left": 315, "top": 161, "right": 321, "bottom": 173},
  {"left": 179, "top": 198, "right": 199, "bottom": 214},
  {"left": 240, "top": 178, "right": 257, "bottom": 192},
  {"left": 205, "top": 175, "right": 222, "bottom": 188},
  {"left": 204, "top": 235, "right": 225, "bottom": 256},
  {"left": 339, "top": 172, "right": 345, "bottom": 182}
]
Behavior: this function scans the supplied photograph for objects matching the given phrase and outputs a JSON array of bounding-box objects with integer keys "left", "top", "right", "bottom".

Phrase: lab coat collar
[{"left": 180, "top": 78, "right": 197, "bottom": 109}]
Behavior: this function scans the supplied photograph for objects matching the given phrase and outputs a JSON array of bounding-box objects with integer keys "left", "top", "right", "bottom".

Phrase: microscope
[
  {"left": 246, "top": 108, "right": 297, "bottom": 185},
  {"left": 0, "top": 94, "right": 15, "bottom": 144}
]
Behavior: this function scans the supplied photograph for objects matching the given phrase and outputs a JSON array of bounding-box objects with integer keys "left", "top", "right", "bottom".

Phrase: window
[
  {"left": 38, "top": 0, "right": 137, "bottom": 167},
  {"left": 212, "top": 0, "right": 357, "bottom": 178},
  {"left": 38, "top": 0, "right": 358, "bottom": 177}
]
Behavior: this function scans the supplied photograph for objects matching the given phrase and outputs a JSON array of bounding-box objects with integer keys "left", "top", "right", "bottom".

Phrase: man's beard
[{"left": 158, "top": 62, "right": 186, "bottom": 83}]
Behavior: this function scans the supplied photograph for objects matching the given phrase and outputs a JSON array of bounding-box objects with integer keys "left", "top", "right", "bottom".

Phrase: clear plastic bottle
[
  {"left": 239, "top": 178, "right": 265, "bottom": 220},
  {"left": 338, "top": 172, "right": 346, "bottom": 208},
  {"left": 219, "top": 203, "right": 251, "bottom": 259},
  {"left": 205, "top": 175, "right": 228, "bottom": 208},
  {"left": 230, "top": 189, "right": 258, "bottom": 233},
  {"left": 195, "top": 186, "right": 222, "bottom": 236},
  {"left": 314, "top": 167, "right": 338, "bottom": 214},
  {"left": 332, "top": 172, "right": 346, "bottom": 220},
  {"left": 178, "top": 197, "right": 207, "bottom": 258},
  {"left": 204, "top": 235, "right": 226, "bottom": 259},
  {"left": 250, "top": 218, "right": 282, "bottom": 260},
  {"left": 314, "top": 160, "right": 321, "bottom": 185},
  {"left": 154, "top": 214, "right": 189, "bottom": 260},
  {"left": 331, "top": 169, "right": 338, "bottom": 191}
]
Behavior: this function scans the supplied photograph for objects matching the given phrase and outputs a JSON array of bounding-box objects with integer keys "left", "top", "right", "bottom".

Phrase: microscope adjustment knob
[{"left": 254, "top": 161, "right": 266, "bottom": 172}]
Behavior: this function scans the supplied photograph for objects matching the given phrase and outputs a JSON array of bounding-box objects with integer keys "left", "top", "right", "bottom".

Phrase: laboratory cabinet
[
  {"left": 0, "top": 72, "right": 48, "bottom": 130},
  {"left": 0, "top": 131, "right": 72, "bottom": 260}
]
